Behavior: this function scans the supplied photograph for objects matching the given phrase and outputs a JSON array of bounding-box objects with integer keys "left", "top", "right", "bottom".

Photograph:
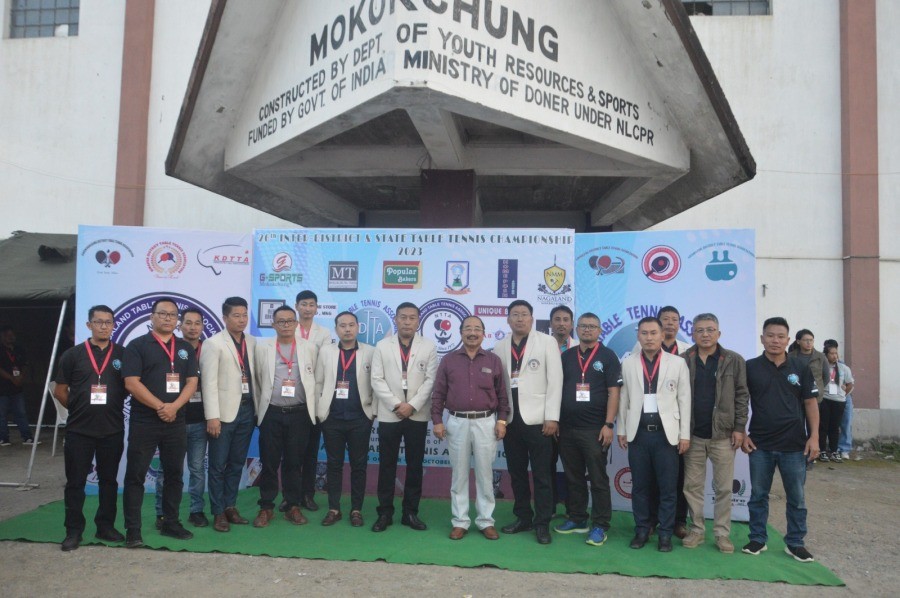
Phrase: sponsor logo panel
[
  {"left": 383, "top": 261, "right": 422, "bottom": 289},
  {"left": 328, "top": 261, "right": 359, "bottom": 292},
  {"left": 418, "top": 298, "right": 471, "bottom": 356},
  {"left": 145, "top": 241, "right": 187, "bottom": 279}
]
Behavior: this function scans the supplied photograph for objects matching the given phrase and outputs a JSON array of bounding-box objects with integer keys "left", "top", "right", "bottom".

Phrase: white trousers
[{"left": 447, "top": 414, "right": 497, "bottom": 530}]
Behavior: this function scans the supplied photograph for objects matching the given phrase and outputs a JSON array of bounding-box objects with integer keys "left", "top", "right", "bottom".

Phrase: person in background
[
  {"left": 0, "top": 325, "right": 36, "bottom": 446},
  {"left": 819, "top": 340, "right": 853, "bottom": 463}
]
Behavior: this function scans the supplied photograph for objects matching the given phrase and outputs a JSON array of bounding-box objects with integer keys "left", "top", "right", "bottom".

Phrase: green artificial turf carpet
[{"left": 0, "top": 490, "right": 842, "bottom": 586}]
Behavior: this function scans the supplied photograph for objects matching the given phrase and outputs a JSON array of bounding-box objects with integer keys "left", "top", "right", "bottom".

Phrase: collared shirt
[
  {"left": 431, "top": 346, "right": 508, "bottom": 423},
  {"left": 692, "top": 348, "right": 720, "bottom": 439},
  {"left": 662, "top": 340, "right": 679, "bottom": 355},
  {"left": 55, "top": 341, "right": 126, "bottom": 437},
  {"left": 122, "top": 332, "right": 198, "bottom": 424},
  {"left": 185, "top": 342, "right": 204, "bottom": 424},
  {"left": 329, "top": 344, "right": 365, "bottom": 421},
  {"left": 641, "top": 352, "right": 661, "bottom": 394},
  {"left": 746, "top": 353, "right": 818, "bottom": 452},
  {"left": 270, "top": 341, "right": 304, "bottom": 407},
  {"left": 509, "top": 335, "right": 527, "bottom": 420},
  {"left": 560, "top": 343, "right": 622, "bottom": 428},
  {"left": 231, "top": 333, "right": 253, "bottom": 400}
]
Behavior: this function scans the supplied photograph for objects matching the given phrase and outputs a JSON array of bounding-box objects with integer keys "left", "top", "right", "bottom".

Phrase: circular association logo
[
  {"left": 353, "top": 301, "right": 395, "bottom": 346},
  {"left": 146, "top": 241, "right": 187, "bottom": 278},
  {"left": 272, "top": 252, "right": 293, "bottom": 272},
  {"left": 641, "top": 245, "right": 681, "bottom": 283},
  {"left": 614, "top": 467, "right": 633, "bottom": 499},
  {"left": 527, "top": 358, "right": 541, "bottom": 371},
  {"left": 419, "top": 298, "right": 471, "bottom": 356},
  {"left": 592, "top": 360, "right": 603, "bottom": 372}
]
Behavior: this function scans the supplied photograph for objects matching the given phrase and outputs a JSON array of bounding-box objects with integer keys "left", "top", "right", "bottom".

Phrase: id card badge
[
  {"left": 576, "top": 383, "right": 591, "bottom": 402},
  {"left": 643, "top": 393, "right": 659, "bottom": 413},
  {"left": 282, "top": 379, "right": 296, "bottom": 398},
  {"left": 336, "top": 380, "right": 350, "bottom": 399},
  {"left": 166, "top": 373, "right": 180, "bottom": 394},
  {"left": 511, "top": 370, "right": 520, "bottom": 389},
  {"left": 401, "top": 372, "right": 408, "bottom": 391},
  {"left": 241, "top": 375, "right": 250, "bottom": 395},
  {"left": 827, "top": 382, "right": 839, "bottom": 395},
  {"left": 189, "top": 391, "right": 202, "bottom": 403},
  {"left": 12, "top": 368, "right": 21, "bottom": 377},
  {"left": 90, "top": 384, "right": 108, "bottom": 405}
]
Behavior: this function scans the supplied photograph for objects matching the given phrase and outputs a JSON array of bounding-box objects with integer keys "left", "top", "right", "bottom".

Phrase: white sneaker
[
  {"left": 23, "top": 438, "right": 41, "bottom": 446},
  {"left": 0, "top": 440, "right": 11, "bottom": 447},
  {"left": 840, "top": 451, "right": 850, "bottom": 460}
]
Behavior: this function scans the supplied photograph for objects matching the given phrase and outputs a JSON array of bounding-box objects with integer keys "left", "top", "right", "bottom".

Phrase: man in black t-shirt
[
  {"left": 121, "top": 298, "right": 198, "bottom": 548},
  {"left": 0, "top": 325, "right": 34, "bottom": 445},
  {"left": 741, "top": 317, "right": 819, "bottom": 563},
  {"left": 54, "top": 305, "right": 127, "bottom": 551},
  {"left": 554, "top": 313, "right": 622, "bottom": 547}
]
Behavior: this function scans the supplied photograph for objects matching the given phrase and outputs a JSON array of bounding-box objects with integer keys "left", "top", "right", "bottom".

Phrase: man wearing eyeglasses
[
  {"left": 680, "top": 313, "right": 749, "bottom": 554},
  {"left": 54, "top": 305, "right": 127, "bottom": 551},
  {"left": 251, "top": 306, "right": 318, "bottom": 527},
  {"left": 200, "top": 297, "right": 257, "bottom": 533},
  {"left": 122, "top": 298, "right": 198, "bottom": 547}
]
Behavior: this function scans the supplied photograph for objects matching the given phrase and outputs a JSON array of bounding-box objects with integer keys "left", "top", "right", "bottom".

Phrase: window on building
[
  {"left": 682, "top": 1, "right": 770, "bottom": 16},
  {"left": 9, "top": 0, "right": 79, "bottom": 39}
]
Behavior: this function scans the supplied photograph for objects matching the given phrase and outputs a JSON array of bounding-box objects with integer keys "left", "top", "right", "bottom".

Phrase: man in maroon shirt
[{"left": 432, "top": 316, "right": 509, "bottom": 540}]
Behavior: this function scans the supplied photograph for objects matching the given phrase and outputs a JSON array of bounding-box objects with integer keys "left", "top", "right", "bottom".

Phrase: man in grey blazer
[
  {"left": 315, "top": 311, "right": 375, "bottom": 528},
  {"left": 251, "top": 306, "right": 318, "bottom": 528},
  {"left": 200, "top": 297, "right": 257, "bottom": 532},
  {"left": 494, "top": 300, "right": 563, "bottom": 545},
  {"left": 370, "top": 302, "right": 438, "bottom": 532},
  {"left": 617, "top": 316, "right": 691, "bottom": 552}
]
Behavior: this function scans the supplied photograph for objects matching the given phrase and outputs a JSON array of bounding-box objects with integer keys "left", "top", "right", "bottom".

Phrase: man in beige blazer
[
  {"left": 370, "top": 302, "right": 438, "bottom": 532},
  {"left": 294, "top": 290, "right": 333, "bottom": 512},
  {"left": 250, "top": 306, "right": 318, "bottom": 528},
  {"left": 315, "top": 311, "right": 375, "bottom": 528},
  {"left": 494, "top": 300, "right": 563, "bottom": 545},
  {"left": 200, "top": 297, "right": 256, "bottom": 532},
  {"left": 617, "top": 316, "right": 691, "bottom": 552}
]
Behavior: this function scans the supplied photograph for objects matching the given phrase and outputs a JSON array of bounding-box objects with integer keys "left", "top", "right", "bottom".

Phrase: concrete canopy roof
[{"left": 167, "top": 0, "right": 754, "bottom": 230}]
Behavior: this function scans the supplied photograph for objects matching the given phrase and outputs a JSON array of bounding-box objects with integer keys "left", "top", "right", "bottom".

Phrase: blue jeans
[
  {"left": 155, "top": 422, "right": 209, "bottom": 516},
  {"left": 628, "top": 425, "right": 679, "bottom": 538},
  {"left": 207, "top": 401, "right": 255, "bottom": 515},
  {"left": 0, "top": 392, "right": 32, "bottom": 442},
  {"left": 748, "top": 449, "right": 808, "bottom": 547},
  {"left": 838, "top": 394, "right": 853, "bottom": 453}
]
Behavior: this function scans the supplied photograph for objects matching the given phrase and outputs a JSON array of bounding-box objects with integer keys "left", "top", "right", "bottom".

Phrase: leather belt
[
  {"left": 643, "top": 424, "right": 661, "bottom": 432},
  {"left": 272, "top": 404, "right": 304, "bottom": 413},
  {"left": 449, "top": 410, "right": 494, "bottom": 419}
]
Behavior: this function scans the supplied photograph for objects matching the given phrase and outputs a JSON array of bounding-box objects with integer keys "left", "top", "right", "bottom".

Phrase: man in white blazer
[
  {"left": 617, "top": 316, "right": 691, "bottom": 553},
  {"left": 494, "top": 300, "right": 563, "bottom": 545},
  {"left": 315, "top": 311, "right": 375, "bottom": 528},
  {"left": 200, "top": 297, "right": 257, "bottom": 533},
  {"left": 294, "top": 290, "right": 333, "bottom": 512},
  {"left": 370, "top": 302, "right": 438, "bottom": 533},
  {"left": 250, "top": 306, "right": 318, "bottom": 528}
]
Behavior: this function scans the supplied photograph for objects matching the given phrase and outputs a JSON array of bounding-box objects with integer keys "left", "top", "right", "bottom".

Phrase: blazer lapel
[{"left": 224, "top": 333, "right": 241, "bottom": 368}]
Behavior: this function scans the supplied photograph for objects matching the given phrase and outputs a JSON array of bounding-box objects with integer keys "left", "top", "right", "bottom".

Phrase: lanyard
[
  {"left": 511, "top": 340, "right": 527, "bottom": 369},
  {"left": 576, "top": 344, "right": 600, "bottom": 383},
  {"left": 399, "top": 340, "right": 412, "bottom": 372},
  {"left": 152, "top": 333, "right": 176, "bottom": 373},
  {"left": 298, "top": 324, "right": 310, "bottom": 340},
  {"left": 664, "top": 342, "right": 678, "bottom": 355},
  {"left": 277, "top": 340, "right": 296, "bottom": 378},
  {"left": 829, "top": 365, "right": 837, "bottom": 383},
  {"left": 195, "top": 340, "right": 202, "bottom": 360},
  {"left": 339, "top": 347, "right": 357, "bottom": 381},
  {"left": 4, "top": 349, "right": 16, "bottom": 365},
  {"left": 234, "top": 336, "right": 247, "bottom": 375},
  {"left": 641, "top": 353, "right": 661, "bottom": 390},
  {"left": 85, "top": 340, "right": 114, "bottom": 384}
]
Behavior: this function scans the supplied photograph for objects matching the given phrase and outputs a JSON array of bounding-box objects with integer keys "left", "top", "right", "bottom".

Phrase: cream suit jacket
[
  {"left": 618, "top": 350, "right": 691, "bottom": 446},
  {"left": 494, "top": 330, "right": 563, "bottom": 425},
  {"left": 252, "top": 338, "right": 318, "bottom": 425},
  {"left": 314, "top": 342, "right": 375, "bottom": 422},
  {"left": 295, "top": 321, "right": 333, "bottom": 350},
  {"left": 371, "top": 334, "right": 438, "bottom": 423},
  {"left": 200, "top": 331, "right": 256, "bottom": 423}
]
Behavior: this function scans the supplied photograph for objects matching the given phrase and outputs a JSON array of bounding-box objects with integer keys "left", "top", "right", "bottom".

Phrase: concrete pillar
[{"left": 420, "top": 170, "right": 481, "bottom": 228}]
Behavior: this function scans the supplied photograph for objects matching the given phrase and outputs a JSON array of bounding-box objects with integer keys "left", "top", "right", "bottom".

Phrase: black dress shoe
[
  {"left": 535, "top": 525, "right": 552, "bottom": 545},
  {"left": 160, "top": 521, "right": 194, "bottom": 540},
  {"left": 155, "top": 515, "right": 164, "bottom": 530},
  {"left": 61, "top": 534, "right": 82, "bottom": 551},
  {"left": 658, "top": 536, "right": 673, "bottom": 552},
  {"left": 303, "top": 495, "right": 319, "bottom": 512},
  {"left": 188, "top": 512, "right": 209, "bottom": 528},
  {"left": 501, "top": 519, "right": 534, "bottom": 534},
  {"left": 629, "top": 534, "right": 649, "bottom": 549},
  {"left": 400, "top": 513, "right": 427, "bottom": 531},
  {"left": 95, "top": 528, "right": 125, "bottom": 543},
  {"left": 125, "top": 529, "right": 144, "bottom": 549},
  {"left": 371, "top": 514, "right": 392, "bottom": 532}
]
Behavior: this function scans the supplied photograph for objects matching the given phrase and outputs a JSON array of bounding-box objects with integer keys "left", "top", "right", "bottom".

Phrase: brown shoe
[
  {"left": 682, "top": 531, "right": 705, "bottom": 548},
  {"left": 285, "top": 506, "right": 308, "bottom": 525},
  {"left": 224, "top": 507, "right": 248, "bottom": 525},
  {"left": 253, "top": 509, "right": 274, "bottom": 528},
  {"left": 213, "top": 513, "right": 230, "bottom": 532},
  {"left": 349, "top": 510, "right": 364, "bottom": 527},
  {"left": 673, "top": 523, "right": 689, "bottom": 539},
  {"left": 449, "top": 527, "right": 468, "bottom": 540},
  {"left": 321, "top": 510, "right": 342, "bottom": 526},
  {"left": 716, "top": 536, "right": 735, "bottom": 554},
  {"left": 481, "top": 526, "right": 499, "bottom": 540}
]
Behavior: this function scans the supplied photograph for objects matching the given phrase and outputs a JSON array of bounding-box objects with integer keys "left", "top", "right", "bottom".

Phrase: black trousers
[
  {"left": 258, "top": 406, "right": 312, "bottom": 510},
  {"left": 64, "top": 430, "right": 124, "bottom": 535},
  {"left": 322, "top": 417, "right": 373, "bottom": 512},
  {"left": 819, "top": 399, "right": 846, "bottom": 453},
  {"left": 629, "top": 422, "right": 679, "bottom": 539},
  {"left": 503, "top": 418, "right": 554, "bottom": 526},
  {"left": 123, "top": 420, "right": 186, "bottom": 530},
  {"left": 300, "top": 423, "right": 322, "bottom": 498},
  {"left": 376, "top": 419, "right": 427, "bottom": 517},
  {"left": 650, "top": 453, "right": 687, "bottom": 526},
  {"left": 558, "top": 427, "right": 612, "bottom": 529}
]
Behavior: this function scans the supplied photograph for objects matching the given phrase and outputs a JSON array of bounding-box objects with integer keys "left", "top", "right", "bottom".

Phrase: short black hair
[
  {"left": 151, "top": 297, "right": 178, "bottom": 314},
  {"left": 88, "top": 305, "right": 114, "bottom": 320},
  {"left": 273, "top": 305, "right": 296, "bottom": 318},
  {"left": 222, "top": 296, "right": 248, "bottom": 316},
  {"left": 638, "top": 316, "right": 663, "bottom": 330},
  {"left": 507, "top": 299, "right": 533, "bottom": 315},
  {"left": 658, "top": 305, "right": 680, "bottom": 318},
  {"left": 460, "top": 315, "right": 485, "bottom": 332},
  {"left": 550, "top": 306, "right": 573, "bottom": 320},
  {"left": 334, "top": 311, "right": 358, "bottom": 325},
  {"left": 823, "top": 339, "right": 839, "bottom": 351},
  {"left": 795, "top": 328, "right": 814, "bottom": 341},
  {"left": 395, "top": 302, "right": 420, "bottom": 316},
  {"left": 578, "top": 312, "right": 600, "bottom": 324},
  {"left": 181, "top": 308, "right": 203, "bottom": 321},
  {"left": 295, "top": 290, "right": 318, "bottom": 304},
  {"left": 762, "top": 317, "right": 790, "bottom": 333}
]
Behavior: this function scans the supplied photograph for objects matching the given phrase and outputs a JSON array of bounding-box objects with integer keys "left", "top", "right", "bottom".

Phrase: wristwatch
[{"left": 604, "top": 421, "right": 615, "bottom": 429}]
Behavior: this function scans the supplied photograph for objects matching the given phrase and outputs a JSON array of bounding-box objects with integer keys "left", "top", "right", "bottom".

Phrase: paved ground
[{"left": 0, "top": 440, "right": 897, "bottom": 597}]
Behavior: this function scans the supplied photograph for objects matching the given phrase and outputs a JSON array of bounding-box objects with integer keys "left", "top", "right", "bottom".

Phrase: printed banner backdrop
[
  {"left": 251, "top": 228, "right": 575, "bottom": 497},
  {"left": 575, "top": 229, "right": 756, "bottom": 520},
  {"left": 75, "top": 225, "right": 254, "bottom": 494}
]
